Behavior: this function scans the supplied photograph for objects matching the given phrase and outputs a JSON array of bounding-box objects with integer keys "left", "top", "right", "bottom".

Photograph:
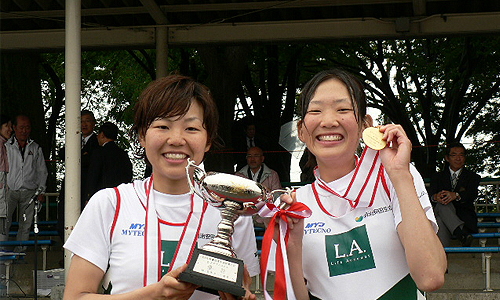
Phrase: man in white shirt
[
  {"left": 6, "top": 115, "right": 48, "bottom": 252},
  {"left": 235, "top": 147, "right": 282, "bottom": 192},
  {"left": 429, "top": 142, "right": 481, "bottom": 247}
]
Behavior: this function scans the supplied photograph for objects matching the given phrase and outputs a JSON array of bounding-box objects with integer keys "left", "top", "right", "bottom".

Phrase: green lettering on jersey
[
  {"left": 161, "top": 240, "right": 179, "bottom": 276},
  {"left": 325, "top": 225, "right": 375, "bottom": 276}
]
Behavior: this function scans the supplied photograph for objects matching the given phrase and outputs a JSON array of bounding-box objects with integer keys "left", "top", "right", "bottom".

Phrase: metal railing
[
  {"left": 476, "top": 178, "right": 500, "bottom": 213},
  {"left": 41, "top": 192, "right": 59, "bottom": 221},
  {"left": 40, "top": 177, "right": 500, "bottom": 221}
]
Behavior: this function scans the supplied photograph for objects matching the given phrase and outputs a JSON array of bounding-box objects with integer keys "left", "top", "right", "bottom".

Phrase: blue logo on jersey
[
  {"left": 305, "top": 222, "right": 325, "bottom": 228},
  {"left": 304, "top": 222, "right": 331, "bottom": 234},
  {"left": 121, "top": 223, "right": 145, "bottom": 236}
]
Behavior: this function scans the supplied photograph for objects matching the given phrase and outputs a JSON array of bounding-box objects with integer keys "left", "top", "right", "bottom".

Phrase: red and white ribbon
[
  {"left": 259, "top": 200, "right": 312, "bottom": 300},
  {"left": 315, "top": 147, "right": 383, "bottom": 209},
  {"left": 143, "top": 176, "right": 206, "bottom": 285}
]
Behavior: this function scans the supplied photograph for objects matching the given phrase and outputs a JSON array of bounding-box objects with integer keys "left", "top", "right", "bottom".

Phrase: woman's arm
[
  {"left": 64, "top": 255, "right": 197, "bottom": 300},
  {"left": 379, "top": 124, "right": 446, "bottom": 292}
]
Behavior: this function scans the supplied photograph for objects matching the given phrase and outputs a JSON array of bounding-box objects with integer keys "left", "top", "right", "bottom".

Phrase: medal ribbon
[
  {"left": 259, "top": 200, "right": 312, "bottom": 300},
  {"left": 143, "top": 176, "right": 205, "bottom": 286},
  {"left": 314, "top": 147, "right": 382, "bottom": 209}
]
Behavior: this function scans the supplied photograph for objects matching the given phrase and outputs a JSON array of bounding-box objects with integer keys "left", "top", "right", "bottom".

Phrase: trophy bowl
[{"left": 179, "top": 159, "right": 285, "bottom": 296}]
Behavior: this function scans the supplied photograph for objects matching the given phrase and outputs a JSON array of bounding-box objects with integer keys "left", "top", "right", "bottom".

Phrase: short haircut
[
  {"left": 81, "top": 110, "right": 96, "bottom": 121},
  {"left": 0, "top": 114, "right": 11, "bottom": 127},
  {"left": 99, "top": 122, "right": 119, "bottom": 140},
  {"left": 131, "top": 74, "right": 219, "bottom": 147},
  {"left": 13, "top": 114, "right": 30, "bottom": 126},
  {"left": 445, "top": 142, "right": 466, "bottom": 156}
]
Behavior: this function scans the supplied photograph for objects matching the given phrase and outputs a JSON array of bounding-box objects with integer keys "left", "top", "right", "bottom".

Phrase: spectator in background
[
  {"left": 0, "top": 114, "right": 13, "bottom": 243},
  {"left": 85, "top": 122, "right": 133, "bottom": 201},
  {"left": 6, "top": 115, "right": 48, "bottom": 252},
  {"left": 233, "top": 117, "right": 270, "bottom": 171},
  {"left": 80, "top": 110, "right": 100, "bottom": 208},
  {"left": 236, "top": 146, "right": 281, "bottom": 227},
  {"left": 236, "top": 146, "right": 282, "bottom": 191},
  {"left": 57, "top": 110, "right": 100, "bottom": 241},
  {"left": 429, "top": 142, "right": 481, "bottom": 247}
]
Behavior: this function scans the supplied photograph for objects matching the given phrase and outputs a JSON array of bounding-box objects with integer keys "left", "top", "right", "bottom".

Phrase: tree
[
  {"left": 235, "top": 44, "right": 304, "bottom": 182},
  {"left": 315, "top": 36, "right": 500, "bottom": 177}
]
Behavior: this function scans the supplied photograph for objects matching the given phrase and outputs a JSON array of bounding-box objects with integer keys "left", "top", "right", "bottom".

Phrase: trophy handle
[
  {"left": 269, "top": 187, "right": 294, "bottom": 210},
  {"left": 186, "top": 158, "right": 206, "bottom": 199}
]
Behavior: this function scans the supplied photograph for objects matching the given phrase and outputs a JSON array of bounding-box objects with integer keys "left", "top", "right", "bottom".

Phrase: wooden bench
[{"left": 0, "top": 240, "right": 56, "bottom": 271}]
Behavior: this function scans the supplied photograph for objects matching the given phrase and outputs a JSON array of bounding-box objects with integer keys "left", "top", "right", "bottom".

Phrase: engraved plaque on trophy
[{"left": 179, "top": 159, "right": 287, "bottom": 296}]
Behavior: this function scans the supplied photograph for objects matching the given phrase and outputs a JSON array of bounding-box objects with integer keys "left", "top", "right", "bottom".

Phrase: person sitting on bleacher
[{"left": 429, "top": 142, "right": 481, "bottom": 247}]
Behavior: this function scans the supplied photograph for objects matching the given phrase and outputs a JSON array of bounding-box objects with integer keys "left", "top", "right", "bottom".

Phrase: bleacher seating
[
  {"left": 0, "top": 240, "right": 56, "bottom": 271},
  {"left": 9, "top": 230, "right": 59, "bottom": 237}
]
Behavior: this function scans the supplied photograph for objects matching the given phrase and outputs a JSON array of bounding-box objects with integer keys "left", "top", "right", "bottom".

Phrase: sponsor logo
[
  {"left": 326, "top": 225, "right": 375, "bottom": 276},
  {"left": 355, "top": 205, "right": 392, "bottom": 222},
  {"left": 304, "top": 222, "right": 332, "bottom": 235},
  {"left": 417, "top": 190, "right": 428, "bottom": 199},
  {"left": 199, "top": 233, "right": 216, "bottom": 240},
  {"left": 121, "top": 223, "right": 145, "bottom": 236}
]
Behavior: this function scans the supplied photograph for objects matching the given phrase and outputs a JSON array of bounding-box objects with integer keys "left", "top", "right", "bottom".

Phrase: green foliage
[
  {"left": 293, "top": 37, "right": 500, "bottom": 177},
  {"left": 33, "top": 35, "right": 500, "bottom": 184}
]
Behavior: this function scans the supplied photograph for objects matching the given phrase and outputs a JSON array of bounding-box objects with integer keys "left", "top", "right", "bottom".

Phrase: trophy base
[{"left": 179, "top": 248, "right": 245, "bottom": 297}]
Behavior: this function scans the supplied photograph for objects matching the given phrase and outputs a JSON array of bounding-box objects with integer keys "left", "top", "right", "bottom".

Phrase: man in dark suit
[
  {"left": 85, "top": 122, "right": 133, "bottom": 201},
  {"left": 57, "top": 110, "right": 100, "bottom": 241},
  {"left": 233, "top": 117, "right": 270, "bottom": 171},
  {"left": 429, "top": 142, "right": 481, "bottom": 247},
  {"left": 80, "top": 110, "right": 100, "bottom": 208}
]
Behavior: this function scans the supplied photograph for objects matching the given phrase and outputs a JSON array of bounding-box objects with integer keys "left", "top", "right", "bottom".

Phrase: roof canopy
[{"left": 2, "top": 0, "right": 500, "bottom": 51}]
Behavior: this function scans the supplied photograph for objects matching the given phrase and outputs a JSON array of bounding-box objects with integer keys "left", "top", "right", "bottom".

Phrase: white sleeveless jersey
[
  {"left": 64, "top": 179, "right": 259, "bottom": 299},
  {"left": 296, "top": 164, "right": 436, "bottom": 300}
]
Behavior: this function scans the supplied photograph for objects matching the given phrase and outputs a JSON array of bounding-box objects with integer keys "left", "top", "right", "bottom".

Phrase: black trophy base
[{"left": 179, "top": 248, "right": 246, "bottom": 297}]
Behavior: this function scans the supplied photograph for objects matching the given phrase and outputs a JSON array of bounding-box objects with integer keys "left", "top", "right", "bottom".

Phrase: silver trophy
[{"left": 178, "top": 159, "right": 289, "bottom": 296}]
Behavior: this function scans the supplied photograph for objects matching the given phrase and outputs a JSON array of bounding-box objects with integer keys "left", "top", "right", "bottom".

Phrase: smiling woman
[
  {"left": 272, "top": 69, "right": 447, "bottom": 300},
  {"left": 63, "top": 75, "right": 260, "bottom": 300}
]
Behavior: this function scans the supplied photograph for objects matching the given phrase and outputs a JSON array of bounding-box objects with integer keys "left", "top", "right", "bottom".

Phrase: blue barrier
[
  {"left": 444, "top": 247, "right": 500, "bottom": 253},
  {"left": 9, "top": 230, "right": 59, "bottom": 237},
  {"left": 0, "top": 255, "right": 19, "bottom": 261},
  {"left": 0, "top": 252, "right": 26, "bottom": 295},
  {"left": 0, "top": 240, "right": 55, "bottom": 247},
  {"left": 444, "top": 246, "right": 498, "bottom": 292},
  {"left": 0, "top": 240, "right": 55, "bottom": 272},
  {"left": 477, "top": 213, "right": 500, "bottom": 218},
  {"left": 477, "top": 223, "right": 500, "bottom": 228},
  {"left": 11, "top": 220, "right": 58, "bottom": 227},
  {"left": 472, "top": 233, "right": 500, "bottom": 239}
]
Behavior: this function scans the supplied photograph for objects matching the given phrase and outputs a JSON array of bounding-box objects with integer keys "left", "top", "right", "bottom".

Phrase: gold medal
[{"left": 362, "top": 127, "right": 386, "bottom": 150}]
